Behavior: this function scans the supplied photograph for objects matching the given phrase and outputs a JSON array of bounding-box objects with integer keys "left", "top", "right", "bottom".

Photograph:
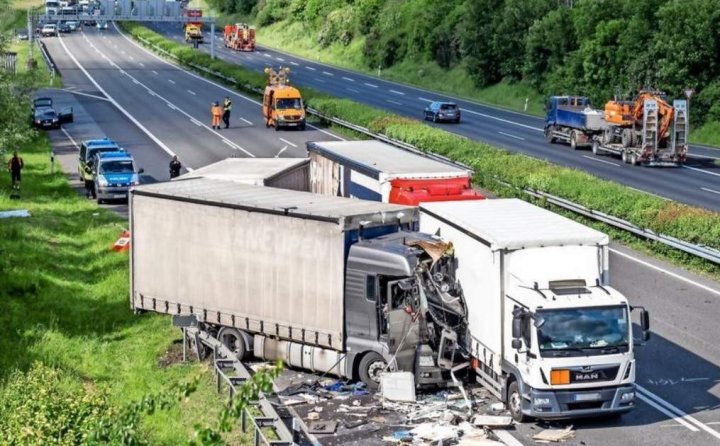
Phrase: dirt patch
[{"left": 158, "top": 339, "right": 185, "bottom": 368}]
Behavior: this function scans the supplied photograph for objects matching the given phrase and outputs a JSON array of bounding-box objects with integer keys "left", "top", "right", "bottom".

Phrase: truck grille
[{"left": 567, "top": 401, "right": 604, "bottom": 411}]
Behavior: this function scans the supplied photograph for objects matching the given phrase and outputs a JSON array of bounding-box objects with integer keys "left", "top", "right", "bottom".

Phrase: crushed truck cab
[{"left": 263, "top": 67, "right": 306, "bottom": 130}]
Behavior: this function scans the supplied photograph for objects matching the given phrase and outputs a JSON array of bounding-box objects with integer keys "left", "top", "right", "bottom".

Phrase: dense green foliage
[
  {"left": 215, "top": 0, "right": 720, "bottom": 127},
  {"left": 121, "top": 23, "right": 720, "bottom": 264}
]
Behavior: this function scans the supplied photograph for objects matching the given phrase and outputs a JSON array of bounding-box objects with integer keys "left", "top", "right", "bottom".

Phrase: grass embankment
[
  {"left": 0, "top": 136, "right": 231, "bottom": 443},
  {"left": 121, "top": 22, "right": 720, "bottom": 279}
]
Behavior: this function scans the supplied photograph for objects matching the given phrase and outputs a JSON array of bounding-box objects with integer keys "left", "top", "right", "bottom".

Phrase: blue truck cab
[
  {"left": 544, "top": 96, "right": 605, "bottom": 149},
  {"left": 93, "top": 151, "right": 143, "bottom": 203}
]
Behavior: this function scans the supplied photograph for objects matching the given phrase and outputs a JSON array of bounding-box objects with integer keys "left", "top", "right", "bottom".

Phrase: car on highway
[
  {"left": 66, "top": 20, "right": 79, "bottom": 31},
  {"left": 30, "top": 106, "right": 73, "bottom": 129},
  {"left": 423, "top": 101, "right": 461, "bottom": 123},
  {"left": 96, "top": 20, "right": 107, "bottom": 30},
  {"left": 15, "top": 29, "right": 29, "bottom": 40},
  {"left": 92, "top": 151, "right": 143, "bottom": 203},
  {"left": 78, "top": 138, "right": 124, "bottom": 186},
  {"left": 58, "top": 22, "right": 71, "bottom": 33},
  {"left": 41, "top": 23, "right": 57, "bottom": 37}
]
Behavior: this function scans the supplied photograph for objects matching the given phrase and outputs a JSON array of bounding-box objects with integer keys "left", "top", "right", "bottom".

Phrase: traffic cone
[{"left": 111, "top": 229, "right": 131, "bottom": 252}]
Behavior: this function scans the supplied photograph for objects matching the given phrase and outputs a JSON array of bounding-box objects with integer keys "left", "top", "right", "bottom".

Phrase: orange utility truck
[
  {"left": 262, "top": 67, "right": 306, "bottom": 131},
  {"left": 183, "top": 8, "right": 203, "bottom": 44},
  {"left": 224, "top": 23, "right": 255, "bottom": 51}
]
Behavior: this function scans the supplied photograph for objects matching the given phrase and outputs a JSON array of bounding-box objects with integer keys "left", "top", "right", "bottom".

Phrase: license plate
[
  {"left": 112, "top": 194, "right": 127, "bottom": 198},
  {"left": 286, "top": 123, "right": 297, "bottom": 126},
  {"left": 574, "top": 393, "right": 601, "bottom": 402}
]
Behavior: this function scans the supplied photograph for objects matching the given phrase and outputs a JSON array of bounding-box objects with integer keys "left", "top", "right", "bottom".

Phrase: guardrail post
[
  {"left": 254, "top": 426, "right": 261, "bottom": 446},
  {"left": 241, "top": 408, "right": 247, "bottom": 433},
  {"left": 210, "top": 22, "right": 215, "bottom": 59}
]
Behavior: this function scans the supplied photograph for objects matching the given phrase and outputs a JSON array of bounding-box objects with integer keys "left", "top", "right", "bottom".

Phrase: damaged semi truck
[
  {"left": 129, "top": 178, "right": 469, "bottom": 389},
  {"left": 418, "top": 199, "right": 650, "bottom": 421}
]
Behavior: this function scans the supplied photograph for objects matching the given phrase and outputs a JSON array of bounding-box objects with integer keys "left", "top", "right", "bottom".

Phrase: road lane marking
[
  {"left": 347, "top": 88, "right": 359, "bottom": 93},
  {"left": 683, "top": 165, "right": 720, "bottom": 178},
  {"left": 263, "top": 53, "right": 271, "bottom": 58},
  {"left": 113, "top": 22, "right": 345, "bottom": 142},
  {"left": 222, "top": 139, "right": 236, "bottom": 148},
  {"left": 636, "top": 392, "right": 699, "bottom": 432},
  {"left": 322, "top": 71, "right": 334, "bottom": 76},
  {"left": 138, "top": 62, "right": 144, "bottom": 67},
  {"left": 701, "top": 187, "right": 720, "bottom": 195},
  {"left": 462, "top": 108, "right": 544, "bottom": 132},
  {"left": 389, "top": 89, "right": 405, "bottom": 95},
  {"left": 364, "top": 82, "right": 378, "bottom": 88},
  {"left": 190, "top": 118, "right": 203, "bottom": 126},
  {"left": 342, "top": 76, "right": 355, "bottom": 82},
  {"left": 167, "top": 103, "right": 176, "bottom": 110},
  {"left": 132, "top": 79, "right": 139, "bottom": 85},
  {"left": 63, "top": 89, "right": 110, "bottom": 101},
  {"left": 498, "top": 131, "right": 525, "bottom": 141},
  {"left": 690, "top": 153, "right": 720, "bottom": 161},
  {"left": 609, "top": 249, "right": 720, "bottom": 297},
  {"left": 128, "top": 55, "right": 134, "bottom": 60},
  {"left": 275, "top": 145, "right": 288, "bottom": 157},
  {"left": 187, "top": 89, "right": 196, "bottom": 95},
  {"left": 306, "top": 66, "right": 316, "bottom": 71},
  {"left": 240, "top": 117, "right": 253, "bottom": 125},
  {"left": 278, "top": 138, "right": 297, "bottom": 148},
  {"left": 276, "top": 57, "right": 285, "bottom": 62},
  {"left": 290, "top": 61, "right": 299, "bottom": 66},
  {"left": 418, "top": 97, "right": 434, "bottom": 102},
  {"left": 637, "top": 385, "right": 720, "bottom": 439},
  {"left": 386, "top": 99, "right": 403, "bottom": 105},
  {"left": 151, "top": 70, "right": 158, "bottom": 75},
  {"left": 61, "top": 127, "right": 80, "bottom": 150},
  {"left": 57, "top": 33, "right": 180, "bottom": 160},
  {"left": 582, "top": 155, "right": 620, "bottom": 166},
  {"left": 168, "top": 79, "right": 175, "bottom": 84}
]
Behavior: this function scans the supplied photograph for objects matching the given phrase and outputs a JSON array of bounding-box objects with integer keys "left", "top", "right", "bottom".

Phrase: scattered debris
[
  {"left": 307, "top": 420, "right": 338, "bottom": 435},
  {"left": 381, "top": 372, "right": 417, "bottom": 403},
  {"left": 472, "top": 415, "right": 513, "bottom": 428},
  {"left": 532, "top": 425, "right": 575, "bottom": 443},
  {"left": 344, "top": 419, "right": 368, "bottom": 429},
  {"left": 307, "top": 411, "right": 320, "bottom": 421},
  {"left": 490, "top": 402, "right": 505, "bottom": 412}
]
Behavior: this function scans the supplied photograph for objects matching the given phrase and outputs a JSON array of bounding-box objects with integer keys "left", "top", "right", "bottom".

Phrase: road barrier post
[{"left": 210, "top": 22, "right": 215, "bottom": 59}]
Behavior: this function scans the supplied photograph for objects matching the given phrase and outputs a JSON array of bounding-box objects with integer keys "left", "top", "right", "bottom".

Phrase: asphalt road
[
  {"left": 150, "top": 23, "right": 720, "bottom": 212},
  {"left": 40, "top": 26, "right": 720, "bottom": 446}
]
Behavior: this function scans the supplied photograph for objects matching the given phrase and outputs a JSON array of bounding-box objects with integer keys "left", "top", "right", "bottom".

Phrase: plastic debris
[
  {"left": 532, "top": 425, "right": 575, "bottom": 442},
  {"left": 381, "top": 372, "right": 417, "bottom": 403},
  {"left": 490, "top": 402, "right": 505, "bottom": 412},
  {"left": 0, "top": 209, "right": 30, "bottom": 218},
  {"left": 472, "top": 415, "right": 513, "bottom": 428},
  {"left": 307, "top": 411, "right": 320, "bottom": 421}
]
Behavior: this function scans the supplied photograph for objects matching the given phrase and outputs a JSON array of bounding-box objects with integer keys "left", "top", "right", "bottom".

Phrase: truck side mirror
[
  {"left": 631, "top": 306, "right": 651, "bottom": 343},
  {"left": 511, "top": 338, "right": 522, "bottom": 350},
  {"left": 511, "top": 316, "right": 522, "bottom": 340}
]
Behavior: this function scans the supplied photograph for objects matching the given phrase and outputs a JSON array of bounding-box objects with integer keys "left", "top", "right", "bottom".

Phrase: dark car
[
  {"left": 15, "top": 29, "right": 29, "bottom": 40},
  {"left": 58, "top": 22, "right": 72, "bottom": 33},
  {"left": 424, "top": 101, "right": 461, "bottom": 123},
  {"left": 30, "top": 106, "right": 73, "bottom": 129},
  {"left": 33, "top": 97, "right": 53, "bottom": 110}
]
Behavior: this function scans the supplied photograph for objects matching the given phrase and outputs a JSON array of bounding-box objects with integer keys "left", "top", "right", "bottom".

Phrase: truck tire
[
  {"left": 630, "top": 152, "right": 639, "bottom": 166},
  {"left": 358, "top": 352, "right": 386, "bottom": 390},
  {"left": 544, "top": 126, "right": 556, "bottom": 144},
  {"left": 508, "top": 381, "right": 528, "bottom": 423},
  {"left": 621, "top": 128, "right": 634, "bottom": 148},
  {"left": 570, "top": 131, "right": 578, "bottom": 150},
  {"left": 621, "top": 151, "right": 629, "bottom": 164},
  {"left": 592, "top": 140, "right": 603, "bottom": 156},
  {"left": 217, "top": 327, "right": 249, "bottom": 360}
]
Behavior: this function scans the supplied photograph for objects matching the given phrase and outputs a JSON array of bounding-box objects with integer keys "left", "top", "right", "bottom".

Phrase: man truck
[
  {"left": 306, "top": 140, "right": 485, "bottom": 205},
  {"left": 129, "top": 178, "right": 468, "bottom": 390},
  {"left": 418, "top": 199, "right": 649, "bottom": 421}
]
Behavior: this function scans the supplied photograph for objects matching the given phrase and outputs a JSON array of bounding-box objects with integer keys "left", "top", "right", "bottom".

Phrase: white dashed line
[
  {"left": 276, "top": 57, "right": 285, "bottom": 62},
  {"left": 240, "top": 117, "right": 253, "bottom": 125},
  {"left": 582, "top": 155, "right": 620, "bottom": 167},
  {"left": 701, "top": 187, "right": 720, "bottom": 195},
  {"left": 138, "top": 62, "right": 144, "bottom": 67},
  {"left": 264, "top": 53, "right": 271, "bottom": 58},
  {"left": 290, "top": 61, "right": 299, "bottom": 66},
  {"left": 187, "top": 89, "right": 196, "bottom": 95},
  {"left": 278, "top": 138, "right": 297, "bottom": 148},
  {"left": 347, "top": 88, "right": 359, "bottom": 93},
  {"left": 342, "top": 76, "right": 355, "bottom": 82},
  {"left": 462, "top": 108, "right": 544, "bottom": 132},
  {"left": 275, "top": 145, "right": 288, "bottom": 158},
  {"left": 683, "top": 165, "right": 720, "bottom": 178},
  {"left": 151, "top": 70, "right": 158, "bottom": 75},
  {"left": 498, "top": 131, "right": 525, "bottom": 141},
  {"left": 306, "top": 66, "right": 316, "bottom": 71},
  {"left": 322, "top": 71, "right": 334, "bottom": 76},
  {"left": 386, "top": 99, "right": 403, "bottom": 106},
  {"left": 389, "top": 89, "right": 405, "bottom": 95},
  {"left": 418, "top": 97, "right": 434, "bottom": 102},
  {"left": 168, "top": 79, "right": 175, "bottom": 84},
  {"left": 364, "top": 82, "right": 378, "bottom": 88}
]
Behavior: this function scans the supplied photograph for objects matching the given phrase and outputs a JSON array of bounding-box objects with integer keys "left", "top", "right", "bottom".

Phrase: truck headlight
[
  {"left": 97, "top": 176, "right": 108, "bottom": 187},
  {"left": 533, "top": 397, "right": 551, "bottom": 406},
  {"left": 52, "top": 118, "right": 59, "bottom": 122},
  {"left": 277, "top": 115, "right": 285, "bottom": 121},
  {"left": 621, "top": 392, "right": 635, "bottom": 402}
]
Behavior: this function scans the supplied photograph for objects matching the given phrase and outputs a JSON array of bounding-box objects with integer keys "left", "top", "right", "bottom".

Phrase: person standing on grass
[
  {"left": 169, "top": 155, "right": 182, "bottom": 179},
  {"left": 211, "top": 101, "right": 222, "bottom": 129},
  {"left": 222, "top": 96, "right": 232, "bottom": 129},
  {"left": 8, "top": 151, "right": 24, "bottom": 190}
]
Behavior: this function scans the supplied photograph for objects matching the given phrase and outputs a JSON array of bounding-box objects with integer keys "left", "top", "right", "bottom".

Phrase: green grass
[
  {"left": 690, "top": 121, "right": 720, "bottom": 148},
  {"left": 255, "top": 20, "right": 547, "bottom": 116},
  {"left": 0, "top": 134, "right": 235, "bottom": 444}
]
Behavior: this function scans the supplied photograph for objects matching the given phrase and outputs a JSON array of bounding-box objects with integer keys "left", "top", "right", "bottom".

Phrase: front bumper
[
  {"left": 97, "top": 186, "right": 130, "bottom": 200},
  {"left": 524, "top": 384, "right": 636, "bottom": 419},
  {"left": 277, "top": 119, "right": 305, "bottom": 128}
]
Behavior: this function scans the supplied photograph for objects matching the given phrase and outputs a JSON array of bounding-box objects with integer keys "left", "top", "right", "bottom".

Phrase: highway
[
  {"left": 148, "top": 23, "right": 720, "bottom": 212},
  {"left": 42, "top": 26, "right": 720, "bottom": 446}
]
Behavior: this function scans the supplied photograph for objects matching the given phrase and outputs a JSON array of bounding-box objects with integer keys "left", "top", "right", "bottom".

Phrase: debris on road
[
  {"left": 472, "top": 415, "right": 513, "bottom": 428},
  {"left": 308, "top": 420, "right": 338, "bottom": 434},
  {"left": 532, "top": 425, "right": 575, "bottom": 443},
  {"left": 381, "top": 371, "right": 416, "bottom": 403}
]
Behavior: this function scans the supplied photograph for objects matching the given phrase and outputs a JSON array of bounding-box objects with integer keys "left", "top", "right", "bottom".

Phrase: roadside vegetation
[
  {"left": 121, "top": 22, "right": 720, "bottom": 280},
  {"left": 207, "top": 0, "right": 720, "bottom": 147}
]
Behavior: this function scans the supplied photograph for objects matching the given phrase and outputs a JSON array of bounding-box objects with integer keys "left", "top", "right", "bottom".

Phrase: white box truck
[
  {"left": 130, "top": 178, "right": 468, "bottom": 389},
  {"left": 306, "top": 140, "right": 484, "bottom": 205},
  {"left": 418, "top": 199, "right": 649, "bottom": 421}
]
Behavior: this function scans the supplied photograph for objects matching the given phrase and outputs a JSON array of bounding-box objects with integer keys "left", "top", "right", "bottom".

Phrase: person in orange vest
[{"left": 211, "top": 101, "right": 222, "bottom": 129}]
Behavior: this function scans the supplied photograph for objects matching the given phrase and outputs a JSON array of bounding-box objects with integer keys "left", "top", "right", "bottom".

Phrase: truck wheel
[
  {"left": 217, "top": 327, "right": 249, "bottom": 360},
  {"left": 358, "top": 352, "right": 386, "bottom": 390},
  {"left": 508, "top": 381, "right": 528, "bottom": 423},
  {"left": 621, "top": 151, "right": 629, "bottom": 164},
  {"left": 544, "top": 126, "right": 556, "bottom": 144},
  {"left": 592, "top": 140, "right": 603, "bottom": 156},
  {"left": 570, "top": 131, "right": 578, "bottom": 150},
  {"left": 630, "top": 153, "right": 639, "bottom": 166},
  {"left": 621, "top": 128, "right": 634, "bottom": 148}
]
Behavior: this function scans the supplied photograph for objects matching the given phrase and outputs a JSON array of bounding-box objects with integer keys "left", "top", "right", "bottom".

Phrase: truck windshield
[
  {"left": 537, "top": 305, "right": 629, "bottom": 357},
  {"left": 100, "top": 160, "right": 134, "bottom": 174},
  {"left": 276, "top": 98, "right": 302, "bottom": 110}
]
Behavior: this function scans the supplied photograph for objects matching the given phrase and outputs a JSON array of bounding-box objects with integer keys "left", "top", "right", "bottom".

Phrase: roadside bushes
[{"left": 120, "top": 23, "right": 720, "bottom": 251}]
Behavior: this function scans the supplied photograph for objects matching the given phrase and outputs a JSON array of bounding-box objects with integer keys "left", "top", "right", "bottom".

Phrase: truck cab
[
  {"left": 263, "top": 67, "right": 306, "bottom": 130},
  {"left": 92, "top": 151, "right": 142, "bottom": 203}
]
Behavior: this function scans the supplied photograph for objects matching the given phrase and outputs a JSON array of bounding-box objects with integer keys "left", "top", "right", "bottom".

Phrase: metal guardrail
[
  {"left": 187, "top": 327, "right": 296, "bottom": 446},
  {"left": 132, "top": 32, "right": 720, "bottom": 266},
  {"left": 37, "top": 39, "right": 55, "bottom": 76}
]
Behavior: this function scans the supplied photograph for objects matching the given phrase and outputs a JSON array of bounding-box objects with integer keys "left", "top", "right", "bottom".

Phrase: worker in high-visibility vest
[
  {"left": 222, "top": 96, "right": 232, "bottom": 129},
  {"left": 211, "top": 101, "right": 222, "bottom": 129}
]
